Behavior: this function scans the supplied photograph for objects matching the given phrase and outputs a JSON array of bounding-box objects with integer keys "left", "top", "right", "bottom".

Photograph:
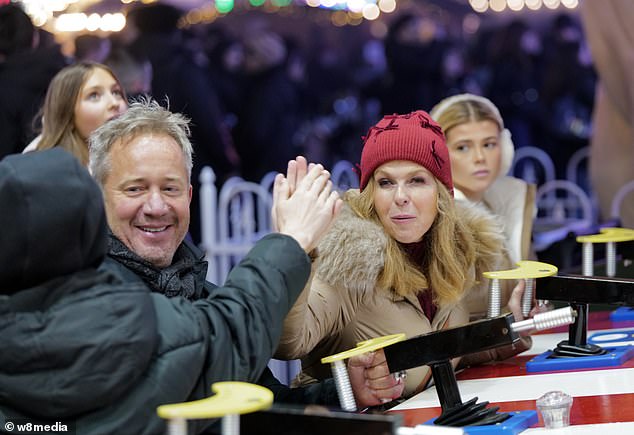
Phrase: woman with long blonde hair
[
  {"left": 27, "top": 62, "right": 127, "bottom": 165},
  {"left": 276, "top": 110, "right": 522, "bottom": 399}
]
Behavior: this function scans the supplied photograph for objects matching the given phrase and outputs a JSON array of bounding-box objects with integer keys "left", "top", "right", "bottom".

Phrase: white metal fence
[{"left": 198, "top": 161, "right": 358, "bottom": 385}]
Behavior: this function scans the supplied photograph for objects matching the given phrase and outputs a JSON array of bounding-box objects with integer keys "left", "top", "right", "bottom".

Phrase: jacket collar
[{"left": 107, "top": 232, "right": 209, "bottom": 300}]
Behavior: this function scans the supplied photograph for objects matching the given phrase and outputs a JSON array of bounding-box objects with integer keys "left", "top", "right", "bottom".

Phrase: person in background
[
  {"left": 430, "top": 93, "right": 539, "bottom": 366},
  {"left": 381, "top": 14, "right": 448, "bottom": 115},
  {"left": 127, "top": 3, "right": 240, "bottom": 243},
  {"left": 89, "top": 99, "right": 404, "bottom": 411},
  {"left": 24, "top": 61, "right": 127, "bottom": 165},
  {"left": 74, "top": 34, "right": 111, "bottom": 63},
  {"left": 276, "top": 110, "right": 527, "bottom": 398},
  {"left": 0, "top": 3, "right": 66, "bottom": 159},
  {"left": 232, "top": 30, "right": 304, "bottom": 182},
  {"left": 430, "top": 94, "right": 537, "bottom": 310},
  {"left": 103, "top": 45, "right": 153, "bottom": 101}
]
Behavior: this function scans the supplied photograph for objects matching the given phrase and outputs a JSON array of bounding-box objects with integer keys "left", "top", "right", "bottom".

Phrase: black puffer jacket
[
  {"left": 107, "top": 234, "right": 341, "bottom": 408},
  {"left": 0, "top": 149, "right": 313, "bottom": 434}
]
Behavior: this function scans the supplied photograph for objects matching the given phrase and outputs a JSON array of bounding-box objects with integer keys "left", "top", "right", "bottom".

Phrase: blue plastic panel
[
  {"left": 421, "top": 410, "right": 538, "bottom": 435},
  {"left": 610, "top": 307, "right": 634, "bottom": 322},
  {"left": 526, "top": 346, "right": 634, "bottom": 372}
]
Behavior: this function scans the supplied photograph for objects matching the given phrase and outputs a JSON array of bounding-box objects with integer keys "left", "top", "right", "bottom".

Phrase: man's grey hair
[{"left": 88, "top": 98, "right": 193, "bottom": 186}]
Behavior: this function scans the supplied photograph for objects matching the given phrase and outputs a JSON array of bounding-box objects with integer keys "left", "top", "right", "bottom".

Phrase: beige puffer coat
[{"left": 276, "top": 194, "right": 509, "bottom": 397}]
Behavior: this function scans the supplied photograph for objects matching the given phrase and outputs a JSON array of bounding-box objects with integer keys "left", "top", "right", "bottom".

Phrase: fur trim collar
[
  {"left": 316, "top": 204, "right": 388, "bottom": 293},
  {"left": 316, "top": 195, "right": 505, "bottom": 296}
]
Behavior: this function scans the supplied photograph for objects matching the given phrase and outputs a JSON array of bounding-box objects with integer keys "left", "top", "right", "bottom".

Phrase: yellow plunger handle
[
  {"left": 576, "top": 227, "right": 634, "bottom": 244},
  {"left": 157, "top": 382, "right": 273, "bottom": 420},
  {"left": 482, "top": 260, "right": 558, "bottom": 280},
  {"left": 321, "top": 333, "right": 406, "bottom": 364}
]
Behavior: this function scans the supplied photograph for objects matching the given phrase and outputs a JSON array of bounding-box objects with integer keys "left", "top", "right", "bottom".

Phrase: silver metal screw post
[
  {"left": 330, "top": 359, "right": 357, "bottom": 411},
  {"left": 487, "top": 278, "right": 501, "bottom": 318},
  {"left": 221, "top": 414, "right": 239, "bottom": 435},
  {"left": 582, "top": 242, "right": 593, "bottom": 276},
  {"left": 167, "top": 418, "right": 187, "bottom": 435},
  {"left": 512, "top": 306, "right": 576, "bottom": 332},
  {"left": 522, "top": 278, "right": 535, "bottom": 317},
  {"left": 606, "top": 241, "right": 616, "bottom": 277}
]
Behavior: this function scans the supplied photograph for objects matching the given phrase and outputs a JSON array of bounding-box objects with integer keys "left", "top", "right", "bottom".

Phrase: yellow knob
[
  {"left": 483, "top": 260, "right": 558, "bottom": 280},
  {"left": 157, "top": 381, "right": 273, "bottom": 420},
  {"left": 576, "top": 227, "right": 634, "bottom": 244},
  {"left": 321, "top": 333, "right": 406, "bottom": 364}
]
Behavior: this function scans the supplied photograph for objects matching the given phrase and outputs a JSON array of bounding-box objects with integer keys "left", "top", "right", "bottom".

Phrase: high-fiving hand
[{"left": 272, "top": 156, "right": 343, "bottom": 253}]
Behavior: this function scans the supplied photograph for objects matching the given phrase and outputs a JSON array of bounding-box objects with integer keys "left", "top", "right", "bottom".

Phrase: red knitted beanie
[{"left": 359, "top": 110, "right": 453, "bottom": 194}]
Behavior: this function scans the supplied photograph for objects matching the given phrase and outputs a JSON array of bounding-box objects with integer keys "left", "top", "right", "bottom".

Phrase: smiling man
[{"left": 101, "top": 131, "right": 191, "bottom": 269}]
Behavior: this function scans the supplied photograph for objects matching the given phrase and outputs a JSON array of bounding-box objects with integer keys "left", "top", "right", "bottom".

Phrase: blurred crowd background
[{"left": 0, "top": 0, "right": 599, "bottom": 241}]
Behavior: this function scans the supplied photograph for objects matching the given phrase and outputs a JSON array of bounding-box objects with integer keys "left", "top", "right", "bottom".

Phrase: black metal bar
[
  {"left": 384, "top": 314, "right": 518, "bottom": 373},
  {"left": 537, "top": 274, "right": 634, "bottom": 305},
  {"left": 430, "top": 360, "right": 462, "bottom": 412},
  {"left": 537, "top": 276, "right": 617, "bottom": 358},
  {"left": 568, "top": 302, "right": 588, "bottom": 346},
  {"left": 381, "top": 315, "right": 522, "bottom": 428}
]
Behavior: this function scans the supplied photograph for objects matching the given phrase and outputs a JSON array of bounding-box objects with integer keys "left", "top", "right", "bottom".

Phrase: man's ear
[{"left": 188, "top": 184, "right": 193, "bottom": 204}]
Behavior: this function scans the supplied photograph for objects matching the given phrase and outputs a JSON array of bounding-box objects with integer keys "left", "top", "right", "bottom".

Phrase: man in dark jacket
[
  {"left": 89, "top": 99, "right": 405, "bottom": 412},
  {"left": 1, "top": 148, "right": 303, "bottom": 434}
]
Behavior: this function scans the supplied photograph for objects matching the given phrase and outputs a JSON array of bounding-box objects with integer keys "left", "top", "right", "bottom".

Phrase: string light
[
  {"left": 489, "top": 0, "right": 507, "bottom": 13},
  {"left": 543, "top": 0, "right": 560, "bottom": 9},
  {"left": 15, "top": 0, "right": 579, "bottom": 33},
  {"left": 525, "top": 0, "right": 542, "bottom": 10},
  {"left": 507, "top": 0, "right": 524, "bottom": 11},
  {"left": 469, "top": 0, "right": 489, "bottom": 13},
  {"left": 467, "top": 0, "right": 577, "bottom": 12}
]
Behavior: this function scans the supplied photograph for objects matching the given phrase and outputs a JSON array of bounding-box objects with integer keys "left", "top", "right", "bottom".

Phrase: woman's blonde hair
[
  {"left": 35, "top": 62, "right": 125, "bottom": 165},
  {"left": 430, "top": 94, "right": 515, "bottom": 179},
  {"left": 431, "top": 96, "right": 503, "bottom": 137},
  {"left": 346, "top": 178, "right": 477, "bottom": 305}
]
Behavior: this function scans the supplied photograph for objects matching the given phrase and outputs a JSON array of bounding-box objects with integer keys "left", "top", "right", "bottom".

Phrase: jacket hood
[
  {"left": 316, "top": 191, "right": 505, "bottom": 297},
  {"left": 0, "top": 149, "right": 107, "bottom": 294},
  {"left": 0, "top": 268, "right": 157, "bottom": 419}
]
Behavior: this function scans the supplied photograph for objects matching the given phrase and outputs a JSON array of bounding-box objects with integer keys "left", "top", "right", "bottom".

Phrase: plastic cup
[{"left": 536, "top": 390, "right": 573, "bottom": 428}]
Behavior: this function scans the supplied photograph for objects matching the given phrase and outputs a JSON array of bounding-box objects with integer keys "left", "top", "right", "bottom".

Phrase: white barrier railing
[
  {"left": 200, "top": 168, "right": 273, "bottom": 284},
  {"left": 199, "top": 161, "right": 359, "bottom": 284}
]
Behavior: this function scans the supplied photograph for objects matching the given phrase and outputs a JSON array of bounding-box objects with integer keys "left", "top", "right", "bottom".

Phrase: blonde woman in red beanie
[
  {"left": 275, "top": 110, "right": 524, "bottom": 400},
  {"left": 430, "top": 94, "right": 541, "bottom": 367}
]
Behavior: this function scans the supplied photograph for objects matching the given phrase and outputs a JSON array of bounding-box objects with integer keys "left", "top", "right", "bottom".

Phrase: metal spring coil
[
  {"left": 488, "top": 279, "right": 501, "bottom": 318},
  {"left": 582, "top": 242, "right": 593, "bottom": 276},
  {"left": 221, "top": 414, "right": 239, "bottom": 435},
  {"left": 331, "top": 359, "right": 356, "bottom": 411},
  {"left": 522, "top": 278, "right": 534, "bottom": 317},
  {"left": 532, "top": 307, "right": 575, "bottom": 331},
  {"left": 606, "top": 242, "right": 616, "bottom": 277},
  {"left": 167, "top": 419, "right": 187, "bottom": 435}
]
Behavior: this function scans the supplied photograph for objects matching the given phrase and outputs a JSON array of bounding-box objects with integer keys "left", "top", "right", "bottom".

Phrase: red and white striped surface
[{"left": 389, "top": 311, "right": 634, "bottom": 431}]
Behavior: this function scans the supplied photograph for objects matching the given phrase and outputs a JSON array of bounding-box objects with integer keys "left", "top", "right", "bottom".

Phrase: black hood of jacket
[
  {"left": 0, "top": 148, "right": 107, "bottom": 294},
  {"left": 0, "top": 150, "right": 159, "bottom": 422}
]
